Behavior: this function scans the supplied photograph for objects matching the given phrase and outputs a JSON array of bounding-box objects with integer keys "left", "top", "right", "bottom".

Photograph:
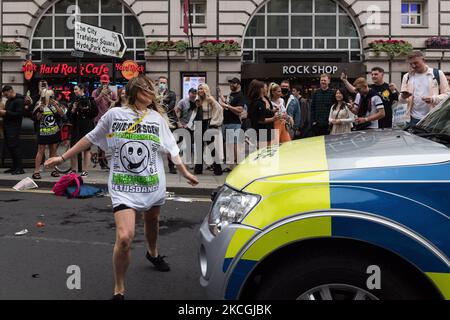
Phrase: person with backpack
[
  {"left": 349, "top": 78, "right": 385, "bottom": 130},
  {"left": 32, "top": 89, "right": 66, "bottom": 179},
  {"left": 44, "top": 75, "right": 198, "bottom": 300},
  {"left": 67, "top": 84, "right": 98, "bottom": 176},
  {"left": 399, "top": 51, "right": 450, "bottom": 127}
]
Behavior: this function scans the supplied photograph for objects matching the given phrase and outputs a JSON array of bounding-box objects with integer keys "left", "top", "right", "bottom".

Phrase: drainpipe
[
  {"left": 1, "top": 0, "right": 3, "bottom": 89},
  {"left": 389, "top": 0, "right": 392, "bottom": 83},
  {"left": 216, "top": 0, "right": 219, "bottom": 97}
]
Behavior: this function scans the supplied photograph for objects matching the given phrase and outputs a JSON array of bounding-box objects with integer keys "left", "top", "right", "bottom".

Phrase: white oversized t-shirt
[{"left": 86, "top": 107, "right": 180, "bottom": 210}]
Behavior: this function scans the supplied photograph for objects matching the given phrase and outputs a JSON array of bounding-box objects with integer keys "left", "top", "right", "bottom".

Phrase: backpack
[
  {"left": 52, "top": 172, "right": 83, "bottom": 197},
  {"left": 65, "top": 184, "right": 104, "bottom": 199},
  {"left": 406, "top": 68, "right": 441, "bottom": 86}
]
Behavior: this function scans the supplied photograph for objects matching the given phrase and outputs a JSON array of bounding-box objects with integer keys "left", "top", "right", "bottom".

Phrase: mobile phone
[{"left": 401, "top": 91, "right": 411, "bottom": 95}]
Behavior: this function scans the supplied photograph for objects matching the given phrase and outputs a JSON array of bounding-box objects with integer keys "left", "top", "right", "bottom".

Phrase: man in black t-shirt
[
  {"left": 341, "top": 66, "right": 398, "bottom": 128},
  {"left": 219, "top": 78, "right": 245, "bottom": 172}
]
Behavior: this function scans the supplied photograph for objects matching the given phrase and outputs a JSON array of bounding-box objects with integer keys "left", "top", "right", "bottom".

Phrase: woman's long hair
[
  {"left": 268, "top": 82, "right": 281, "bottom": 101},
  {"left": 198, "top": 83, "right": 211, "bottom": 101},
  {"left": 125, "top": 75, "right": 165, "bottom": 115},
  {"left": 332, "top": 89, "right": 349, "bottom": 110},
  {"left": 198, "top": 83, "right": 212, "bottom": 115},
  {"left": 247, "top": 79, "right": 264, "bottom": 106}
]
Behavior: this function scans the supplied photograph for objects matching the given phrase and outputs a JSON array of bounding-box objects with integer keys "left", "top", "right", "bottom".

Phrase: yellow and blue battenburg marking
[{"left": 221, "top": 136, "right": 450, "bottom": 299}]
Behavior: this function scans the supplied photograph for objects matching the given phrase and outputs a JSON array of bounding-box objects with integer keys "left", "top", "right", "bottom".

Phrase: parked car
[{"left": 198, "top": 95, "right": 450, "bottom": 300}]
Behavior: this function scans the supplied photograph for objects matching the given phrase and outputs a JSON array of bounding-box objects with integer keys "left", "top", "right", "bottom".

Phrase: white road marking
[{"left": 0, "top": 187, "right": 211, "bottom": 202}]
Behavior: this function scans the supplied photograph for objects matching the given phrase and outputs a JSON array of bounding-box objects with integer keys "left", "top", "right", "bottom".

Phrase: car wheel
[{"left": 252, "top": 245, "right": 434, "bottom": 300}]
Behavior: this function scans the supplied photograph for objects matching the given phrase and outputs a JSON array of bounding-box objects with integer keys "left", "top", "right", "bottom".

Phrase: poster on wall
[{"left": 182, "top": 74, "right": 206, "bottom": 99}]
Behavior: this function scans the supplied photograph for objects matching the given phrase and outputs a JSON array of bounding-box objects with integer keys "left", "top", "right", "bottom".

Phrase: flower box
[
  {"left": 147, "top": 40, "right": 189, "bottom": 55},
  {"left": 0, "top": 41, "right": 20, "bottom": 55},
  {"left": 368, "top": 39, "right": 413, "bottom": 59},
  {"left": 199, "top": 39, "right": 240, "bottom": 56},
  {"left": 426, "top": 37, "right": 450, "bottom": 49}
]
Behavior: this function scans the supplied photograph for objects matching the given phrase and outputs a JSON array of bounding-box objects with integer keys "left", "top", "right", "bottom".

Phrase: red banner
[{"left": 183, "top": 0, "right": 189, "bottom": 34}]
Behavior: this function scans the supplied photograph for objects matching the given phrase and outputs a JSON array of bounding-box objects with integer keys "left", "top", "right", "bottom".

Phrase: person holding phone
[
  {"left": 93, "top": 75, "right": 117, "bottom": 170},
  {"left": 194, "top": 83, "right": 223, "bottom": 176},
  {"left": 341, "top": 67, "right": 398, "bottom": 128},
  {"left": 31, "top": 89, "right": 66, "bottom": 179},
  {"left": 219, "top": 78, "right": 246, "bottom": 172},
  {"left": 44, "top": 75, "right": 198, "bottom": 300},
  {"left": 349, "top": 78, "right": 385, "bottom": 130},
  {"left": 399, "top": 51, "right": 450, "bottom": 127},
  {"left": 68, "top": 84, "right": 98, "bottom": 176}
]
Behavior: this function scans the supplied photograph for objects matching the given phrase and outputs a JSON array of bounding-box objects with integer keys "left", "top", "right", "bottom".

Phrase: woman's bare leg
[
  {"left": 143, "top": 206, "right": 160, "bottom": 257},
  {"left": 34, "top": 145, "right": 45, "bottom": 173},
  {"left": 113, "top": 209, "right": 136, "bottom": 295}
]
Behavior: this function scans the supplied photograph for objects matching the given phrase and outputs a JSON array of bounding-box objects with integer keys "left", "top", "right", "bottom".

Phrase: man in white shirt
[
  {"left": 400, "top": 51, "right": 450, "bottom": 127},
  {"left": 349, "top": 77, "right": 385, "bottom": 130}
]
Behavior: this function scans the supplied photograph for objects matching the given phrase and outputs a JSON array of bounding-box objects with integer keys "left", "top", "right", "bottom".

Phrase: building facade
[{"left": 0, "top": 0, "right": 450, "bottom": 98}]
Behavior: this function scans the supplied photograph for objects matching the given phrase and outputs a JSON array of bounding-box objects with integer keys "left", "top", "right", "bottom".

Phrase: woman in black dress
[
  {"left": 32, "top": 89, "right": 66, "bottom": 179},
  {"left": 247, "top": 80, "right": 279, "bottom": 148},
  {"left": 67, "top": 84, "right": 98, "bottom": 176}
]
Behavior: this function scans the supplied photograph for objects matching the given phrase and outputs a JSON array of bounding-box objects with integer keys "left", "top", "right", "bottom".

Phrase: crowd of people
[
  {"left": 1, "top": 50, "right": 450, "bottom": 178},
  {"left": 0, "top": 49, "right": 449, "bottom": 300}
]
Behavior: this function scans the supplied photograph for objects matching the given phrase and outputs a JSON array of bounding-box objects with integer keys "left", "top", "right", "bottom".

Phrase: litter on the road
[
  {"left": 36, "top": 221, "right": 45, "bottom": 228},
  {"left": 166, "top": 191, "right": 175, "bottom": 198},
  {"left": 13, "top": 177, "right": 38, "bottom": 191},
  {"left": 32, "top": 274, "right": 40, "bottom": 278},
  {"left": 14, "top": 229, "right": 29, "bottom": 236}
]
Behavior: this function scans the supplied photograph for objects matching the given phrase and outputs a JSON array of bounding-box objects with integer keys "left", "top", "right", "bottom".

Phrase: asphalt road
[{"left": 0, "top": 189, "right": 211, "bottom": 300}]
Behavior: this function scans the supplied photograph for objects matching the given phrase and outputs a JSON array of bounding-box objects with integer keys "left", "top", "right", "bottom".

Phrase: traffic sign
[{"left": 74, "top": 22, "right": 127, "bottom": 58}]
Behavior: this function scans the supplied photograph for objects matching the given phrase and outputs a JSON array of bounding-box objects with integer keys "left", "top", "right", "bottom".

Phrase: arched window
[
  {"left": 243, "top": 0, "right": 361, "bottom": 61},
  {"left": 31, "top": 0, "right": 145, "bottom": 61}
]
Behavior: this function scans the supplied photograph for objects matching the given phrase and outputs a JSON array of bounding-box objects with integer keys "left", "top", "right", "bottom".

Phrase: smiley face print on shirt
[{"left": 120, "top": 141, "right": 150, "bottom": 174}]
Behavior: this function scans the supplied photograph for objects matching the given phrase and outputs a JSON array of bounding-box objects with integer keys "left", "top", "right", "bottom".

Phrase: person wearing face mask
[
  {"left": 280, "top": 80, "right": 301, "bottom": 140},
  {"left": 157, "top": 76, "right": 178, "bottom": 174}
]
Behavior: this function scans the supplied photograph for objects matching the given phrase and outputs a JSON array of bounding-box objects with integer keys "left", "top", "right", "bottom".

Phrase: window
[
  {"left": 31, "top": 0, "right": 146, "bottom": 61},
  {"left": 401, "top": 2, "right": 423, "bottom": 26},
  {"left": 243, "top": 0, "right": 361, "bottom": 61},
  {"left": 182, "top": 1, "right": 206, "bottom": 26}
]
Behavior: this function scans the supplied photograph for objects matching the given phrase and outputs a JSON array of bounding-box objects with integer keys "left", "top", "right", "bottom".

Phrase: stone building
[{"left": 0, "top": 0, "right": 449, "bottom": 98}]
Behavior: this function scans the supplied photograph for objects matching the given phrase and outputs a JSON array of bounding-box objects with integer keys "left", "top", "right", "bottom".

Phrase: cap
[
  {"left": 188, "top": 88, "right": 198, "bottom": 94},
  {"left": 100, "top": 74, "right": 110, "bottom": 83},
  {"left": 228, "top": 77, "right": 241, "bottom": 85}
]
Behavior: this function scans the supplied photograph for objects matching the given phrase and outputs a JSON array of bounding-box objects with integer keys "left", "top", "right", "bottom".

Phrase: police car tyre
[{"left": 252, "top": 244, "right": 437, "bottom": 300}]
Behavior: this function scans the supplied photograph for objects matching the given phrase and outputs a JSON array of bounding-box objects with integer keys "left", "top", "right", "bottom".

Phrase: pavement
[{"left": 0, "top": 162, "right": 228, "bottom": 196}]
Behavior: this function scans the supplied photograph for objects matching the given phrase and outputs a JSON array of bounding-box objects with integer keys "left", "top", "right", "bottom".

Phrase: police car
[{"left": 198, "top": 96, "right": 450, "bottom": 300}]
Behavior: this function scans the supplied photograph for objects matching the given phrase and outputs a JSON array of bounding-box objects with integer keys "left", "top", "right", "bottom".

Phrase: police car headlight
[{"left": 208, "top": 186, "right": 260, "bottom": 236}]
